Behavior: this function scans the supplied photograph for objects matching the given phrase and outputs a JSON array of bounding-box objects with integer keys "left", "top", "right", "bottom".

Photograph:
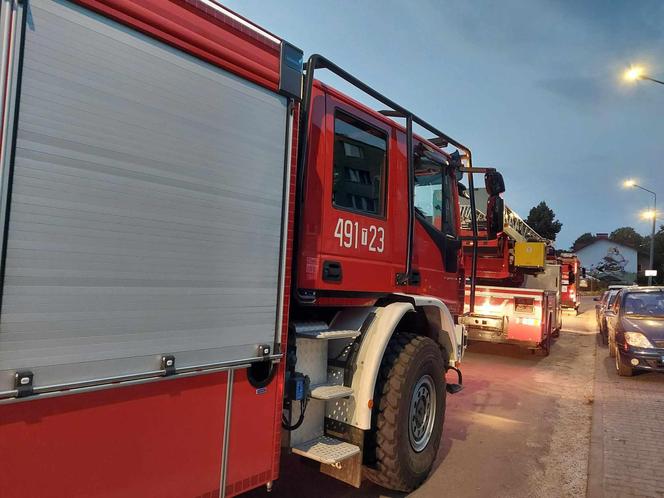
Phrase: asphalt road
[{"left": 248, "top": 299, "right": 599, "bottom": 498}]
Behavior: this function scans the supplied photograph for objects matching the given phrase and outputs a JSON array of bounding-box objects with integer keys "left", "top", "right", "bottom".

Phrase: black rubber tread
[
  {"left": 364, "top": 333, "right": 446, "bottom": 492},
  {"left": 615, "top": 350, "right": 634, "bottom": 377}
]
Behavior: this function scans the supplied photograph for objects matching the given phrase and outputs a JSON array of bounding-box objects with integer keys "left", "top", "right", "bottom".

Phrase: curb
[{"left": 586, "top": 336, "right": 604, "bottom": 498}]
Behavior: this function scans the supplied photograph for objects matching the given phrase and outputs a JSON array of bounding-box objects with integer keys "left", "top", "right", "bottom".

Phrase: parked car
[
  {"left": 606, "top": 287, "right": 664, "bottom": 376},
  {"left": 594, "top": 289, "right": 621, "bottom": 344}
]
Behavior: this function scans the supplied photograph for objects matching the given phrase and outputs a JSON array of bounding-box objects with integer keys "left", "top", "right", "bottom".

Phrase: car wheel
[
  {"left": 615, "top": 350, "right": 634, "bottom": 377},
  {"left": 365, "top": 333, "right": 446, "bottom": 492},
  {"left": 609, "top": 338, "right": 616, "bottom": 358}
]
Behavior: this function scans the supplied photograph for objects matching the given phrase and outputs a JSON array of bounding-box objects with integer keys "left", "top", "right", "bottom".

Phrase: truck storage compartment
[{"left": 0, "top": 0, "right": 289, "bottom": 396}]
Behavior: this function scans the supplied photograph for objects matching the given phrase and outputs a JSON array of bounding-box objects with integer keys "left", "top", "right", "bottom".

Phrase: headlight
[{"left": 624, "top": 332, "right": 654, "bottom": 349}]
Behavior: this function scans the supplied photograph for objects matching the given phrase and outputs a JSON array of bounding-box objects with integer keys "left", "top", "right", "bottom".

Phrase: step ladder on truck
[
  {"left": 0, "top": 1, "right": 504, "bottom": 496},
  {"left": 459, "top": 190, "right": 562, "bottom": 355}
]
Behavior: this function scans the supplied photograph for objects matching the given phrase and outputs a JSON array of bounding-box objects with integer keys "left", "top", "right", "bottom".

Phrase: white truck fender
[
  {"left": 348, "top": 301, "right": 414, "bottom": 429},
  {"left": 345, "top": 295, "right": 462, "bottom": 430},
  {"left": 399, "top": 293, "right": 466, "bottom": 365}
]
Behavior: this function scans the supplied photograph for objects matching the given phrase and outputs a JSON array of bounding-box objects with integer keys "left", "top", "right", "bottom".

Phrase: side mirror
[
  {"left": 458, "top": 182, "right": 470, "bottom": 199},
  {"left": 485, "top": 171, "right": 506, "bottom": 196},
  {"left": 486, "top": 195, "right": 504, "bottom": 240}
]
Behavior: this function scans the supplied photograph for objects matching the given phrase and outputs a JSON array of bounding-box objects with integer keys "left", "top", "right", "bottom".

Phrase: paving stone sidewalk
[{"left": 588, "top": 342, "right": 664, "bottom": 498}]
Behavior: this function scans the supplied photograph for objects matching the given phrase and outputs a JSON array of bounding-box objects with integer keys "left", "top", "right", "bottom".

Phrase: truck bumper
[{"left": 459, "top": 314, "right": 507, "bottom": 335}]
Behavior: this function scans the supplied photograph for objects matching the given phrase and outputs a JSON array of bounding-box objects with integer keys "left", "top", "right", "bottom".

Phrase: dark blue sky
[{"left": 225, "top": 0, "right": 664, "bottom": 248}]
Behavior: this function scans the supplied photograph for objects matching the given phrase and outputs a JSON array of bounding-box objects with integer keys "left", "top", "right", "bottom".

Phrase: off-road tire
[
  {"left": 536, "top": 323, "right": 552, "bottom": 357},
  {"left": 364, "top": 333, "right": 446, "bottom": 492},
  {"left": 615, "top": 350, "right": 634, "bottom": 377}
]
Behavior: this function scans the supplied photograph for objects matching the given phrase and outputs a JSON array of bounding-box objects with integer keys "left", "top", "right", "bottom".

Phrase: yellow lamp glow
[
  {"left": 623, "top": 179, "right": 636, "bottom": 188},
  {"left": 641, "top": 209, "right": 656, "bottom": 220},
  {"left": 624, "top": 66, "right": 644, "bottom": 82}
]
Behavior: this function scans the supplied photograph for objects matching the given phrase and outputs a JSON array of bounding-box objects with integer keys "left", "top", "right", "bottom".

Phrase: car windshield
[{"left": 623, "top": 292, "right": 664, "bottom": 318}]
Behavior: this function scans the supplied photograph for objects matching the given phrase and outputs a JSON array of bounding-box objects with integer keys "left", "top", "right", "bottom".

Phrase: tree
[
  {"left": 609, "top": 227, "right": 644, "bottom": 250},
  {"left": 525, "top": 201, "right": 563, "bottom": 241},
  {"left": 572, "top": 232, "right": 596, "bottom": 251}
]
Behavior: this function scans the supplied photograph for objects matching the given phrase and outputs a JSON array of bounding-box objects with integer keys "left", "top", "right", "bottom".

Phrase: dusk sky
[{"left": 224, "top": 0, "right": 664, "bottom": 249}]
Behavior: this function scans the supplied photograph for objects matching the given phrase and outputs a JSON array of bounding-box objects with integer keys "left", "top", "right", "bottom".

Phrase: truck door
[
  {"left": 410, "top": 148, "right": 464, "bottom": 314},
  {"left": 300, "top": 90, "right": 408, "bottom": 295}
]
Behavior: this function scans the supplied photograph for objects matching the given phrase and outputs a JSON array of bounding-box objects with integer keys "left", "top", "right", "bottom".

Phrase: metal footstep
[
  {"left": 292, "top": 436, "right": 360, "bottom": 465},
  {"left": 309, "top": 384, "right": 354, "bottom": 400}
]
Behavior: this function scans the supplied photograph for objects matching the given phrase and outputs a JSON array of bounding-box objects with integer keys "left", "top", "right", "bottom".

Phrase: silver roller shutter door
[{"left": 0, "top": 0, "right": 289, "bottom": 394}]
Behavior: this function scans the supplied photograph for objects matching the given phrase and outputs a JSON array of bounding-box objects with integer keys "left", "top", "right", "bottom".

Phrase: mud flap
[
  {"left": 445, "top": 366, "right": 464, "bottom": 394},
  {"left": 320, "top": 452, "right": 362, "bottom": 488}
]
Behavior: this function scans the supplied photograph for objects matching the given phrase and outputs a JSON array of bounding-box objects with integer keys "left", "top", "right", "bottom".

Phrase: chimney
[{"left": 596, "top": 233, "right": 609, "bottom": 240}]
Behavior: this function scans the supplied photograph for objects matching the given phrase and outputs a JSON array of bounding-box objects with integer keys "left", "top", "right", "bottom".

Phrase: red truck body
[
  {"left": 559, "top": 253, "right": 580, "bottom": 312},
  {"left": 460, "top": 201, "right": 561, "bottom": 352},
  {"left": 0, "top": 1, "right": 293, "bottom": 496}
]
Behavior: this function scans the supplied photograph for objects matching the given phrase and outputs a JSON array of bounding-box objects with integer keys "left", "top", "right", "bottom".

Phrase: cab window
[
  {"left": 414, "top": 151, "right": 456, "bottom": 236},
  {"left": 332, "top": 112, "right": 387, "bottom": 216}
]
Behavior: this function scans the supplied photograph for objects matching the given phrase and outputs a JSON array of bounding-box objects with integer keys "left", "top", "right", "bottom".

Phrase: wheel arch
[{"left": 347, "top": 294, "right": 461, "bottom": 430}]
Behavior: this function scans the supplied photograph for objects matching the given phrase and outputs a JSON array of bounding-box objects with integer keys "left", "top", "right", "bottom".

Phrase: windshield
[{"left": 623, "top": 292, "right": 664, "bottom": 318}]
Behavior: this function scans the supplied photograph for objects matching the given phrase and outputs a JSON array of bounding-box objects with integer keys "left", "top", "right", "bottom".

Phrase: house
[{"left": 575, "top": 233, "right": 645, "bottom": 284}]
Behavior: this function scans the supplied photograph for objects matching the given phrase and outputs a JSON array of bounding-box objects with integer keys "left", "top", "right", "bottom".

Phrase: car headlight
[{"left": 624, "top": 332, "right": 654, "bottom": 349}]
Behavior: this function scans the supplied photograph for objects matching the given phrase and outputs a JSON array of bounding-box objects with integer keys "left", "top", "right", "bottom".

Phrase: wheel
[
  {"left": 599, "top": 322, "right": 608, "bottom": 345},
  {"left": 615, "top": 350, "right": 634, "bottom": 377},
  {"left": 535, "top": 326, "right": 552, "bottom": 357},
  {"left": 365, "top": 333, "right": 446, "bottom": 492},
  {"left": 609, "top": 338, "right": 616, "bottom": 358}
]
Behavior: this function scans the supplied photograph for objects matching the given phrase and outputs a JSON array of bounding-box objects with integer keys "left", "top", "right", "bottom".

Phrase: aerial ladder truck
[{"left": 459, "top": 192, "right": 562, "bottom": 354}]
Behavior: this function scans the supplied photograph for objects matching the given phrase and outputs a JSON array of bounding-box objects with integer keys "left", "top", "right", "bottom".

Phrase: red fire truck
[
  {"left": 558, "top": 252, "right": 580, "bottom": 313},
  {"left": 0, "top": 1, "right": 505, "bottom": 496},
  {"left": 460, "top": 194, "right": 562, "bottom": 354}
]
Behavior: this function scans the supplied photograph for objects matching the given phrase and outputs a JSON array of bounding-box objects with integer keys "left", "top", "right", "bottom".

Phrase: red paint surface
[
  {"left": 226, "top": 369, "right": 280, "bottom": 497},
  {"left": 559, "top": 255, "right": 580, "bottom": 309},
  {"left": 72, "top": 0, "right": 281, "bottom": 91},
  {"left": 464, "top": 286, "right": 551, "bottom": 344},
  {"left": 0, "top": 373, "right": 228, "bottom": 498},
  {"left": 0, "top": 3, "right": 291, "bottom": 496},
  {"left": 296, "top": 82, "right": 464, "bottom": 313}
]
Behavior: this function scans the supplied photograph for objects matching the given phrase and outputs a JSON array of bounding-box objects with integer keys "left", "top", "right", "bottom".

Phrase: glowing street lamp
[
  {"left": 624, "top": 180, "right": 657, "bottom": 284},
  {"left": 622, "top": 65, "right": 664, "bottom": 86},
  {"left": 641, "top": 209, "right": 657, "bottom": 220}
]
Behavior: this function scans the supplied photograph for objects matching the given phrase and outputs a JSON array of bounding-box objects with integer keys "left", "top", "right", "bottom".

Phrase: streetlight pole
[
  {"left": 648, "top": 193, "right": 657, "bottom": 285},
  {"left": 625, "top": 181, "right": 657, "bottom": 285},
  {"left": 640, "top": 76, "right": 664, "bottom": 86},
  {"left": 623, "top": 66, "right": 664, "bottom": 86}
]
